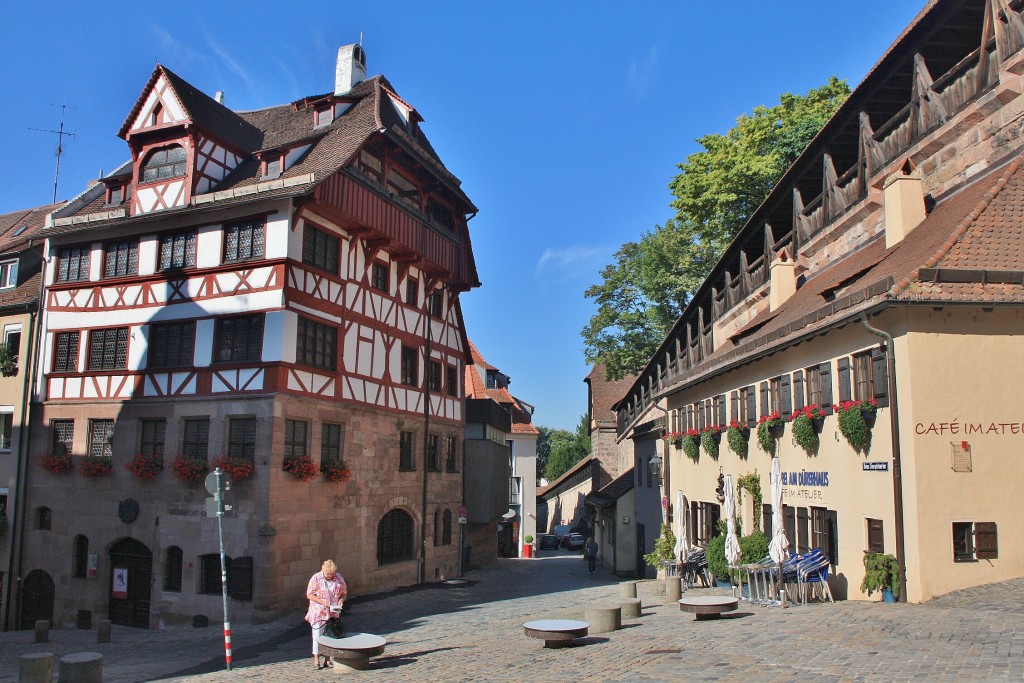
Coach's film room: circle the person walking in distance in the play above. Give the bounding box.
[305,559,348,670]
[584,537,599,573]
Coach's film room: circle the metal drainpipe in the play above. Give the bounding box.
[418,293,433,585]
[861,315,908,602]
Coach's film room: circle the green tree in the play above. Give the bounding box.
[583,77,851,380]
[542,414,591,482]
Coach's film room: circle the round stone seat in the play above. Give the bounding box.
[678,595,739,621]
[523,619,589,648]
[317,633,387,671]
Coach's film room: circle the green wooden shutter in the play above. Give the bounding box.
[731,391,739,423]
[716,394,726,426]
[820,362,834,414]
[793,370,805,411]
[780,375,792,418]
[837,357,852,402]
[871,346,889,407]
[826,510,839,566]
[760,382,769,417]
[746,386,757,428]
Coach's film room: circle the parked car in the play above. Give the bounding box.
[537,534,558,550]
[563,533,586,550]
[553,525,572,544]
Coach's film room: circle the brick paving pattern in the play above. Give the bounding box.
[1,552,1021,682]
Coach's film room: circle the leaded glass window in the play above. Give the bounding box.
[103,239,139,278]
[302,226,338,273]
[296,317,336,371]
[321,423,343,463]
[51,420,74,456]
[223,217,265,263]
[215,315,264,363]
[284,419,308,460]
[88,419,114,458]
[140,419,166,457]
[56,245,91,282]
[159,231,196,270]
[149,321,195,368]
[228,417,257,459]
[88,328,129,370]
[141,146,187,183]
[182,418,209,460]
[377,509,414,565]
[53,331,80,372]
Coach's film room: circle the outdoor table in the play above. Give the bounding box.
[523,619,590,648]
[678,595,738,621]
[317,633,387,671]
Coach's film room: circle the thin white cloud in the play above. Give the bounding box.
[150,26,199,67]
[205,34,258,96]
[627,41,662,96]
[535,245,611,281]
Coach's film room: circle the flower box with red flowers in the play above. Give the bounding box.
[125,453,164,480]
[171,455,209,484]
[662,431,682,448]
[681,429,701,461]
[321,458,352,484]
[39,452,74,476]
[283,455,319,482]
[214,454,255,482]
[833,399,878,451]
[756,411,784,453]
[82,455,113,479]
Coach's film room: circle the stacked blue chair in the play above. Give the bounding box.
[799,552,834,604]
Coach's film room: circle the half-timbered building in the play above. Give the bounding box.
[615,0,1024,603]
[15,45,479,628]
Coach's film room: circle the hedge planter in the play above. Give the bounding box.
[835,400,878,451]
[756,413,783,454]
[726,423,749,458]
[701,427,722,460]
[682,432,700,462]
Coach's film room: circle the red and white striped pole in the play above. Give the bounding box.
[224,621,233,669]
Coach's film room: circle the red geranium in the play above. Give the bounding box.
[39,452,74,475]
[321,459,352,484]
[283,455,319,482]
[171,455,209,484]
[125,453,164,480]
[214,454,255,482]
[82,456,113,479]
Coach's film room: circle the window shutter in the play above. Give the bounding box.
[746,387,757,428]
[760,382,769,417]
[762,504,772,537]
[974,522,998,559]
[797,507,810,553]
[704,399,712,428]
[793,370,805,411]
[783,506,796,551]
[730,391,739,423]
[716,394,726,426]
[871,346,889,408]
[837,357,852,403]
[685,405,692,431]
[820,362,834,414]
[826,510,839,566]
[867,518,884,553]
[780,375,792,418]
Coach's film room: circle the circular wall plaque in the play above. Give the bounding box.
[118,498,140,524]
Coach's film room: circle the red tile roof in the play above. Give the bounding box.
[464,340,539,435]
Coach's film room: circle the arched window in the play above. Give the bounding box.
[442,509,452,546]
[36,506,51,531]
[141,146,187,183]
[377,509,413,566]
[72,535,88,578]
[164,546,183,592]
[433,509,440,546]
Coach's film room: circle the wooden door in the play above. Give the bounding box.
[108,538,152,628]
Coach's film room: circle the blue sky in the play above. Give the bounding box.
[0,2,923,430]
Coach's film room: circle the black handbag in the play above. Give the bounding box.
[323,616,346,639]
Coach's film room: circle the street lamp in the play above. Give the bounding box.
[649,453,663,484]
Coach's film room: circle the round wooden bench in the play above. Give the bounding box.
[523,619,589,648]
[317,633,387,671]
[678,595,738,621]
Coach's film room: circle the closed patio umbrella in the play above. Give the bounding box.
[768,457,789,564]
[724,474,741,569]
[673,490,691,562]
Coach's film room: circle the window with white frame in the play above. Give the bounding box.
[0,409,13,451]
[0,260,17,288]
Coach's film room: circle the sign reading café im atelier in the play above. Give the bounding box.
[916,421,1024,435]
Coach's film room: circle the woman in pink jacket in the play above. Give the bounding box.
[305,559,348,670]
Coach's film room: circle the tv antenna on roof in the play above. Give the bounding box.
[30,103,77,204]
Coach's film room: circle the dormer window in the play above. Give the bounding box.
[265,156,282,180]
[106,184,125,206]
[141,146,187,183]
[315,106,333,128]
[0,260,17,289]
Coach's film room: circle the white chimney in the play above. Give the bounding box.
[215,91,225,105]
[769,249,797,313]
[335,44,367,96]
[883,169,926,249]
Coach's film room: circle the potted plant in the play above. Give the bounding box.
[39,452,74,475]
[726,420,749,458]
[283,454,319,482]
[700,425,722,460]
[171,454,209,484]
[642,524,677,574]
[81,455,113,479]
[124,453,164,480]
[524,534,534,558]
[835,399,877,451]
[756,412,783,454]
[320,458,352,483]
[681,429,700,461]
[790,405,826,453]
[861,552,899,602]
[214,454,255,482]
[0,343,17,377]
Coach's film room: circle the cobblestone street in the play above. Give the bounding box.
[3,552,1022,682]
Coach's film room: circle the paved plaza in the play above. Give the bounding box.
[2,552,1022,682]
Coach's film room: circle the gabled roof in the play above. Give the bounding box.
[0,202,63,254]
[586,364,636,424]
[586,468,635,508]
[464,339,540,436]
[56,69,473,237]
[117,65,263,152]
